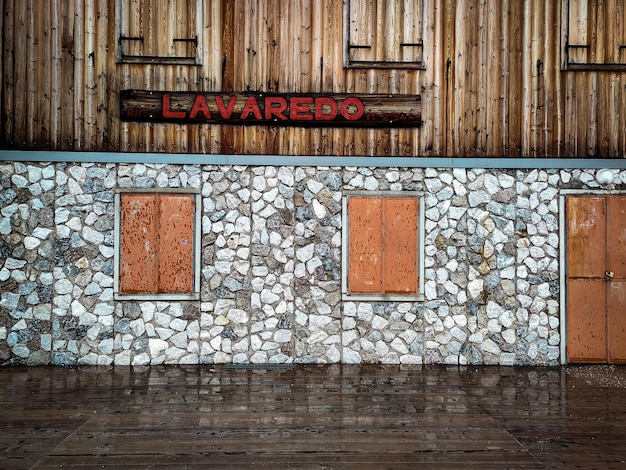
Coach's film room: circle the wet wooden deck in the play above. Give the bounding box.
[1,364,625,469]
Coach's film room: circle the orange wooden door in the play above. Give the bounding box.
[566,195,626,363]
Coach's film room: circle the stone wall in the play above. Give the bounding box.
[1,161,621,366]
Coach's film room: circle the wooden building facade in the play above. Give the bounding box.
[2,0,626,157]
[2,1,626,368]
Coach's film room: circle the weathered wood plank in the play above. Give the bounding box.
[1,0,13,145]
[13,1,27,147]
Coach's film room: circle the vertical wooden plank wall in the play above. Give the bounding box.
[1,0,625,157]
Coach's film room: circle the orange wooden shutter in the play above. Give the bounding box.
[120,193,195,294]
[348,196,383,293]
[157,194,195,293]
[348,196,419,295]
[383,197,419,294]
[120,194,159,294]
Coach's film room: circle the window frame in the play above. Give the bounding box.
[562,0,626,71]
[344,0,427,69]
[114,189,201,301]
[342,191,425,301]
[115,0,204,65]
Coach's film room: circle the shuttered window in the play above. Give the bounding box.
[346,0,425,68]
[565,0,626,69]
[343,194,422,299]
[116,0,203,64]
[115,192,200,299]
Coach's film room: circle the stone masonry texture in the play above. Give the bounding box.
[1,162,621,366]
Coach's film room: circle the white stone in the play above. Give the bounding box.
[227,309,249,324]
[468,190,490,207]
[390,338,409,354]
[307,180,324,194]
[344,303,357,317]
[323,345,339,363]
[296,244,315,262]
[468,279,484,299]
[214,299,235,317]
[375,341,390,357]
[364,176,378,190]
[247,351,266,363]
[24,236,41,250]
[502,329,516,344]
[226,338,246,356]
[452,168,467,183]
[372,315,389,330]
[324,335,341,344]
[307,330,329,344]
[341,330,357,346]
[252,176,267,192]
[483,174,501,194]
[98,338,114,355]
[82,226,105,245]
[278,167,294,186]
[424,281,437,300]
[0,268,11,281]
[261,289,280,304]
[309,315,332,331]
[395,330,417,347]
[275,329,292,343]
[312,199,327,219]
[170,318,188,332]
[356,303,374,322]
[54,278,73,295]
[481,339,501,355]
[342,348,362,363]
[400,355,422,365]
[306,257,323,273]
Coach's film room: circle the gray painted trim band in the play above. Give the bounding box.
[2,150,626,169]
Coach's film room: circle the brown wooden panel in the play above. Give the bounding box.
[382,197,419,294]
[157,194,195,293]
[348,196,383,294]
[607,196,626,363]
[608,281,626,363]
[607,196,626,278]
[567,279,607,362]
[120,193,159,294]
[566,195,607,279]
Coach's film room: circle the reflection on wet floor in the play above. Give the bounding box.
[1,364,625,469]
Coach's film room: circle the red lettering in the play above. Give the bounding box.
[162,94,186,119]
[189,95,211,119]
[315,97,338,121]
[264,96,288,120]
[215,95,237,119]
[240,96,262,120]
[289,96,314,121]
[340,97,364,121]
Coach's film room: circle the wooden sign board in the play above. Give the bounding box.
[120,90,421,128]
